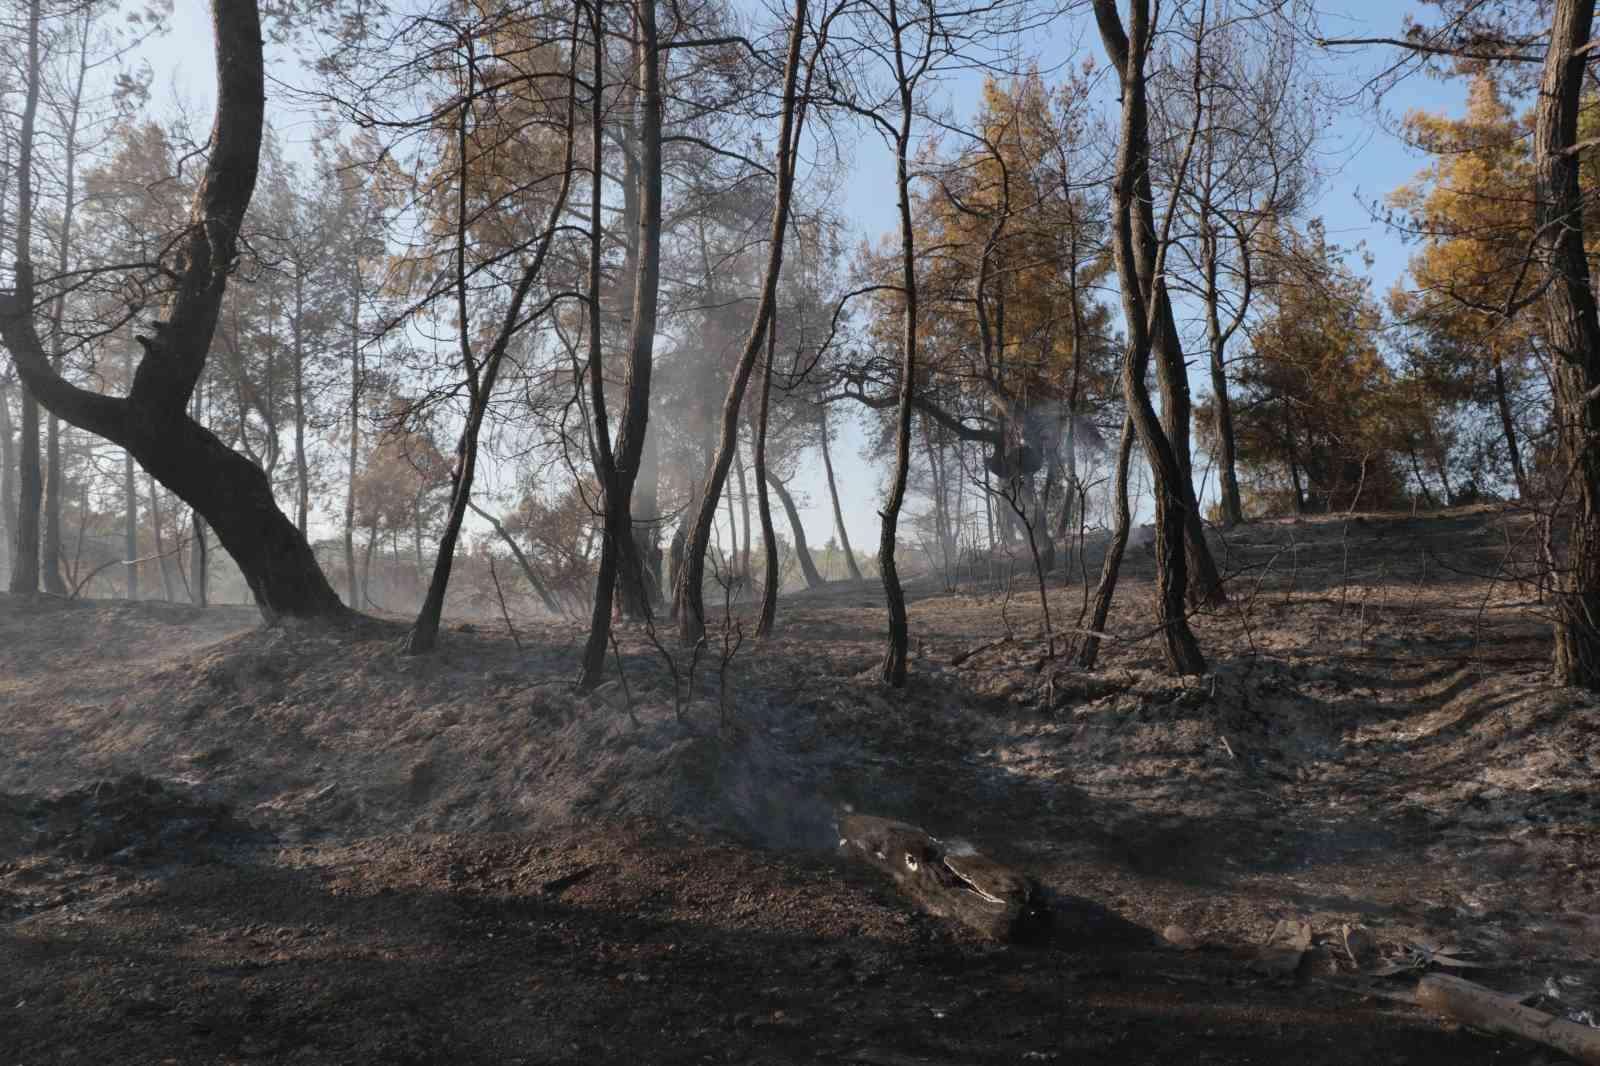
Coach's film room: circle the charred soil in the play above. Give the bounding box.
[2,505,1596,1064]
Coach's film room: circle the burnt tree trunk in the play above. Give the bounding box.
[754,322,780,636]
[579,0,662,687]
[878,0,921,687]
[1093,0,1205,675]
[0,0,346,621]
[1536,0,1600,689]
[676,0,809,644]
[1079,416,1135,670]
[1493,360,1530,502]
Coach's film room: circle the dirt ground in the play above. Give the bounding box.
[3,504,1598,1064]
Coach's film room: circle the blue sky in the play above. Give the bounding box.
[142,0,1474,557]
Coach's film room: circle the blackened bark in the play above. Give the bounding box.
[408,10,578,655]
[879,0,919,687]
[1093,0,1205,675]
[580,0,663,687]
[676,0,809,644]
[1535,0,1600,689]
[1493,361,1530,501]
[0,0,347,621]
[0,378,16,584]
[11,388,40,594]
[1079,416,1134,670]
[124,444,138,600]
[754,322,780,636]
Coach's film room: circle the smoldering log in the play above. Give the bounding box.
[836,812,1052,943]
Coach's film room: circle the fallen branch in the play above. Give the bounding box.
[1416,974,1600,1065]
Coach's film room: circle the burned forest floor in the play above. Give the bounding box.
[3,503,1599,1065]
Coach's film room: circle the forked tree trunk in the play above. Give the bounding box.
[676,0,809,644]
[1536,0,1600,689]
[1093,0,1205,675]
[0,0,348,621]
[579,0,662,688]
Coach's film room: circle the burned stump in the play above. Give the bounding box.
[837,812,1052,943]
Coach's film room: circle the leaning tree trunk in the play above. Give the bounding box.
[818,404,863,580]
[768,472,824,590]
[0,0,348,621]
[1493,360,1530,502]
[407,10,578,655]
[1079,416,1135,670]
[676,0,809,644]
[1536,0,1600,689]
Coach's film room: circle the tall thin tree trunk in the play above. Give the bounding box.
[879,0,919,686]
[754,321,780,636]
[579,0,662,687]
[124,448,138,601]
[192,508,208,606]
[1493,360,1530,501]
[734,439,751,579]
[293,271,310,534]
[149,475,173,601]
[410,9,579,655]
[0,378,16,586]
[12,386,40,595]
[344,278,361,607]
[1079,416,1135,670]
[768,471,824,589]
[674,0,809,644]
[818,403,862,580]
[42,412,63,593]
